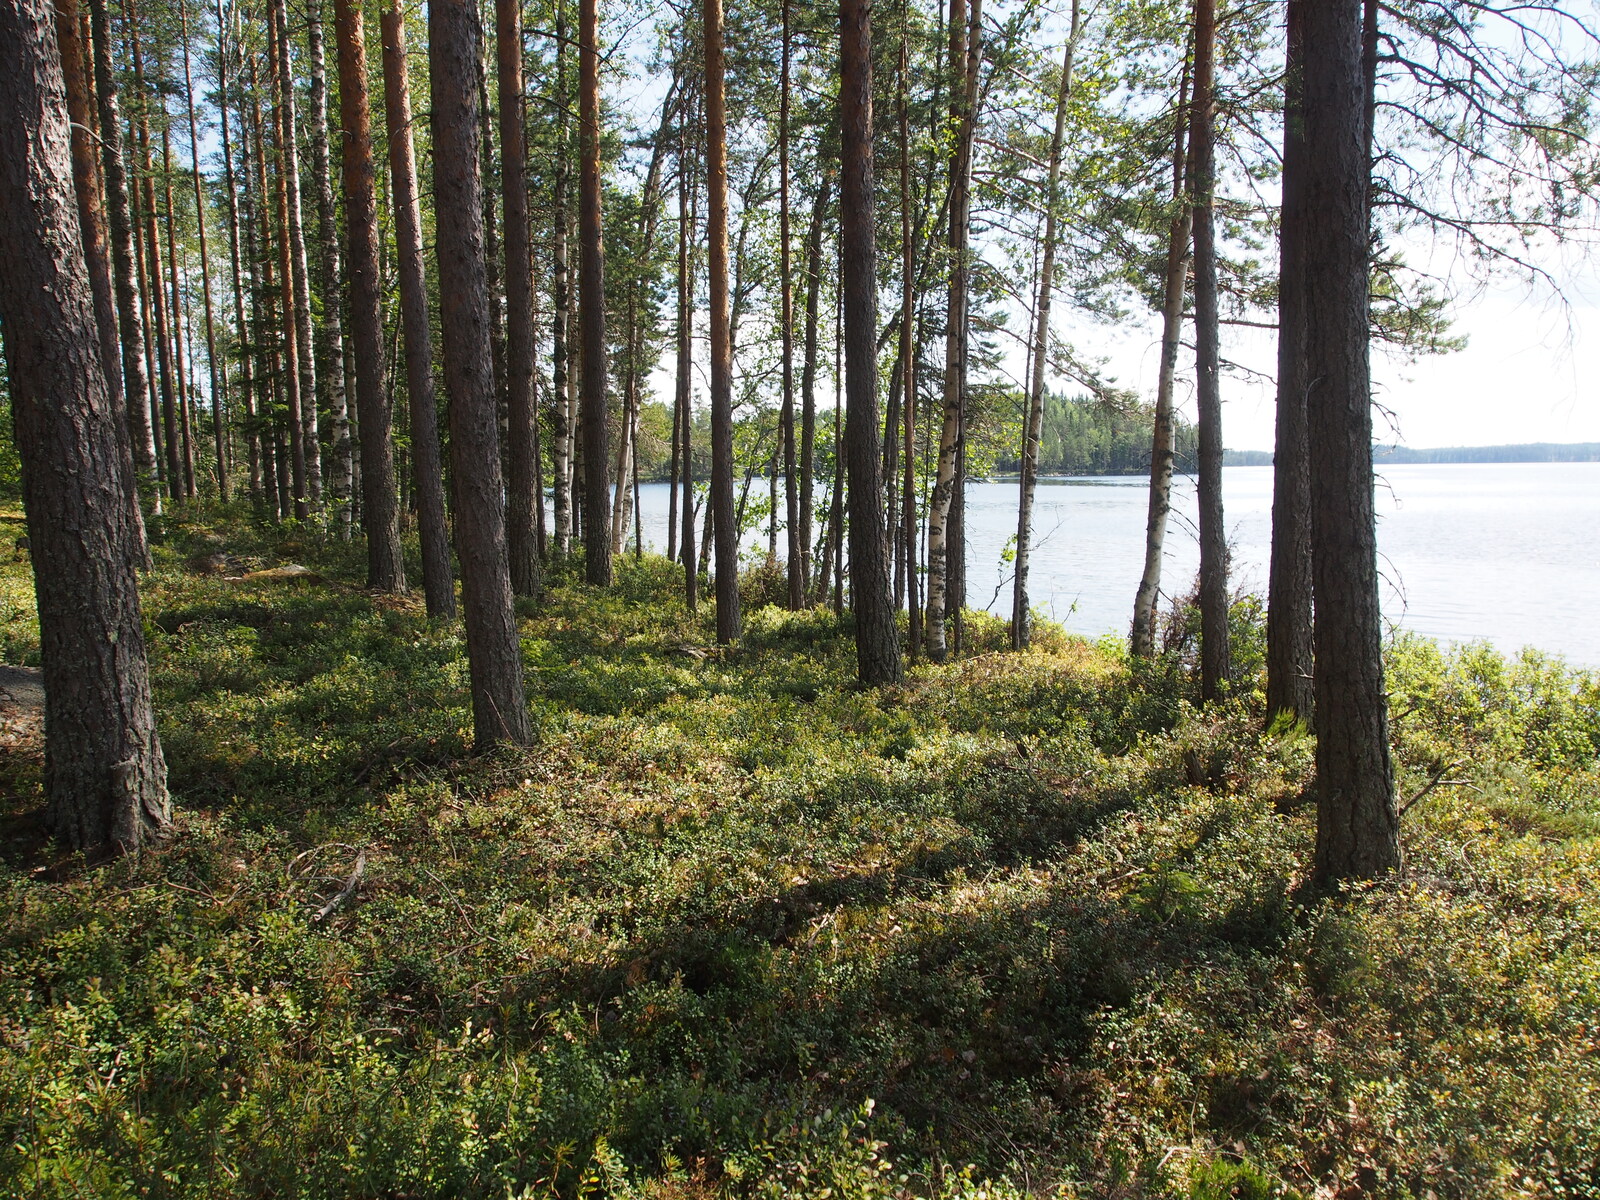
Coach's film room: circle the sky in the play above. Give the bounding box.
[1054,257,1600,454]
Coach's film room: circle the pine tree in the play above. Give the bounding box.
[429,0,532,748]
[0,0,169,853]
[334,0,406,592]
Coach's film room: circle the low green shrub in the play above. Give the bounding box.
[0,510,1595,1199]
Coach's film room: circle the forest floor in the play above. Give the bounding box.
[1,504,1598,1200]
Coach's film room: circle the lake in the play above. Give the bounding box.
[622,462,1600,666]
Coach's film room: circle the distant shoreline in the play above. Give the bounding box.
[1223,442,1600,467]
[647,446,1600,487]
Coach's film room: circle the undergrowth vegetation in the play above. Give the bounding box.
[1,510,1597,1198]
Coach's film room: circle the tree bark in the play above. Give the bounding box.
[677,113,698,608]
[272,0,322,512]
[335,0,405,592]
[925,0,980,662]
[549,0,573,559]
[830,314,844,615]
[381,0,454,617]
[1301,0,1398,884]
[840,0,902,684]
[898,12,919,653]
[57,0,117,419]
[178,0,229,501]
[307,0,354,532]
[704,0,738,640]
[611,327,637,556]
[247,68,285,518]
[578,0,611,585]
[1191,0,1230,701]
[130,120,167,503]
[497,0,542,596]
[216,0,260,502]
[126,0,180,501]
[0,0,169,854]
[799,174,828,602]
[242,68,270,509]
[779,0,803,609]
[1266,0,1316,726]
[1013,6,1079,651]
[158,97,197,498]
[429,0,531,747]
[1131,63,1192,658]
[476,24,507,450]
[265,6,308,516]
[87,0,157,496]
[54,0,149,571]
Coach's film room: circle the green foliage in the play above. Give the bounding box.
[1186,1157,1301,1200]
[0,514,1596,1199]
[993,392,1199,477]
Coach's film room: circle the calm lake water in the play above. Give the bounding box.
[625,463,1600,666]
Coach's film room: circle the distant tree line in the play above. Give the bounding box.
[1373,443,1600,464]
[1222,443,1600,468]
[995,394,1199,476]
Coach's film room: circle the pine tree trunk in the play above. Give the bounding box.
[476,27,507,443]
[799,175,828,601]
[925,0,980,662]
[56,0,151,568]
[779,0,803,609]
[1301,0,1398,884]
[88,0,158,495]
[380,0,454,616]
[128,126,166,504]
[704,0,738,640]
[579,0,611,585]
[611,345,636,557]
[1266,0,1315,727]
[335,0,405,592]
[1191,0,1230,701]
[632,405,643,557]
[178,1,229,501]
[159,111,198,498]
[699,470,715,577]
[547,1,573,559]
[126,1,181,501]
[56,0,116,414]
[265,8,309,516]
[177,245,203,497]
[898,13,920,653]
[840,0,902,684]
[307,0,354,532]
[271,0,322,512]
[1013,7,1078,651]
[252,65,289,521]
[429,0,531,748]
[1131,69,1192,658]
[247,72,284,518]
[830,320,844,615]
[0,0,169,854]
[216,0,259,503]
[677,116,698,607]
[566,223,581,549]
[497,0,542,596]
